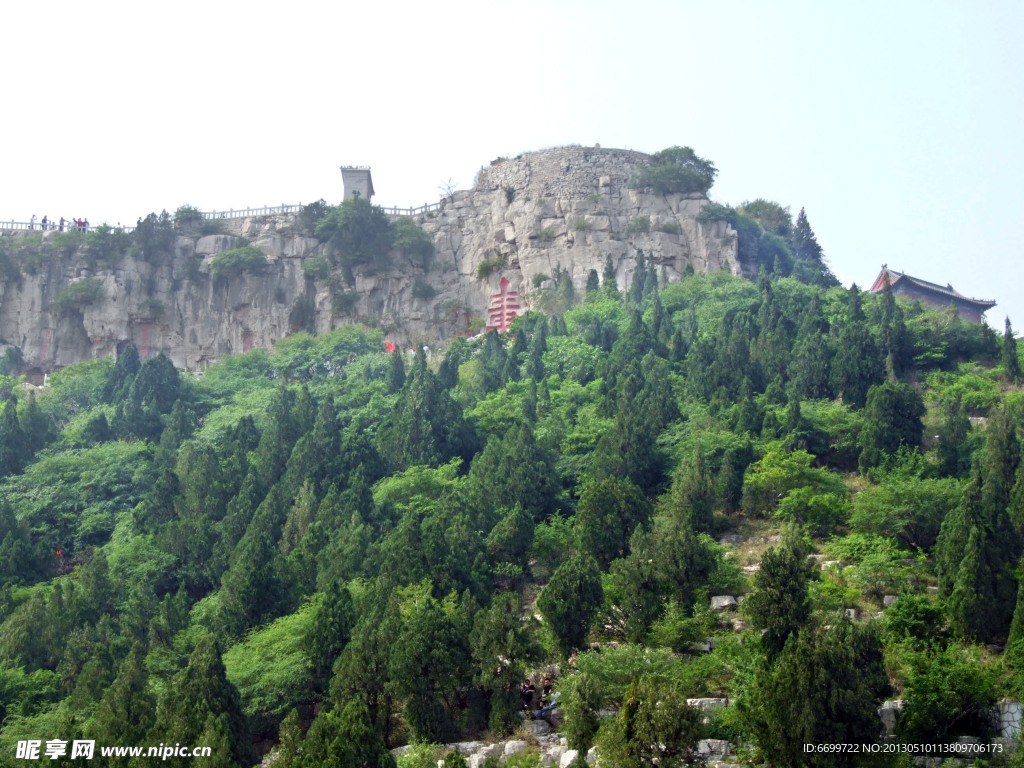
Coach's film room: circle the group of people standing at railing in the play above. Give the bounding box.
[28,215,90,232]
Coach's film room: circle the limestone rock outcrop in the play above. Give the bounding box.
[0,146,740,374]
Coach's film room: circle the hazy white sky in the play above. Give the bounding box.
[4,0,1022,326]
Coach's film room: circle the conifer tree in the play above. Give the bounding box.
[152,634,256,768]
[585,268,600,297]
[485,504,535,568]
[830,285,883,408]
[470,592,541,735]
[19,392,50,454]
[330,599,401,740]
[525,321,547,381]
[665,445,714,534]
[575,476,652,566]
[218,483,290,636]
[279,480,318,555]
[788,207,837,287]
[464,422,559,525]
[628,251,647,307]
[746,620,888,767]
[0,501,46,587]
[292,384,316,437]
[88,644,155,768]
[789,295,834,399]
[376,357,478,471]
[291,699,395,768]
[538,554,603,655]
[478,330,509,392]
[602,254,620,299]
[387,349,406,393]
[388,596,468,743]
[936,451,1019,642]
[103,343,141,403]
[250,384,298,490]
[0,397,28,478]
[857,381,926,471]
[597,677,703,767]
[719,440,754,514]
[644,259,658,302]
[879,280,911,378]
[304,582,354,695]
[938,398,973,478]
[522,379,537,423]
[790,208,822,264]
[746,532,814,656]
[1004,318,1021,383]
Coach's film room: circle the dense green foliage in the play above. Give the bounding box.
[0,248,1020,764]
[630,146,717,196]
[210,246,268,280]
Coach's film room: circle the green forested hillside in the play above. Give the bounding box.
[0,249,1022,766]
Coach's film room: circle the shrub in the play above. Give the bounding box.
[136,298,165,320]
[289,297,316,333]
[392,217,434,269]
[314,197,393,281]
[896,644,999,744]
[503,185,516,204]
[774,487,851,535]
[52,230,85,258]
[658,221,681,235]
[477,254,505,279]
[299,199,332,232]
[52,278,103,311]
[210,245,267,280]
[573,217,591,232]
[850,475,962,551]
[173,204,204,226]
[626,216,651,234]
[133,211,176,261]
[741,444,846,516]
[302,255,330,280]
[84,225,131,263]
[200,218,224,235]
[924,366,1001,413]
[532,273,550,288]
[539,228,557,242]
[630,146,717,195]
[411,279,436,300]
[826,533,915,602]
[331,291,359,315]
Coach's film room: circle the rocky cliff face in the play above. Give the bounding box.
[0,146,740,374]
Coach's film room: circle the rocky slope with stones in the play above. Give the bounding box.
[0,146,740,374]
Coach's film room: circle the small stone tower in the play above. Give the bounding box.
[340,166,374,201]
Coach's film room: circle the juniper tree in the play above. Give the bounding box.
[88,645,155,768]
[1004,318,1021,383]
[538,554,603,655]
[745,621,889,767]
[857,381,926,471]
[746,531,814,656]
[470,592,541,734]
[575,476,652,566]
[151,635,256,768]
[831,286,883,408]
[0,398,29,478]
[304,582,354,695]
